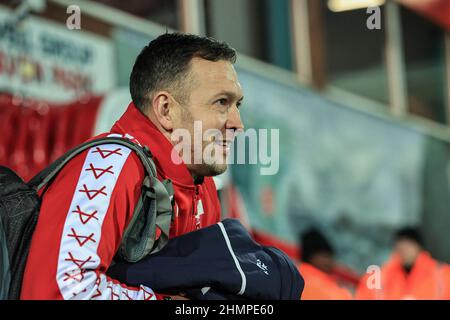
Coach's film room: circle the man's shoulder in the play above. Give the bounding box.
[46,133,147,191]
[85,132,147,171]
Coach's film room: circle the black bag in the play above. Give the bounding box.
[0,137,173,300]
[107,219,304,300]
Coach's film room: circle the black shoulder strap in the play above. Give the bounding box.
[0,214,11,300]
[28,137,157,191]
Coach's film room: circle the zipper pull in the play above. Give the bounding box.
[193,186,202,229]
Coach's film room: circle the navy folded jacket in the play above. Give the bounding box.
[107,219,304,300]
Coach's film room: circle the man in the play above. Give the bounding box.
[355,227,450,300]
[21,33,244,300]
[297,228,353,300]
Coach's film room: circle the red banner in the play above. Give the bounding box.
[397,0,450,31]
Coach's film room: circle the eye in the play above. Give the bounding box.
[216,98,228,106]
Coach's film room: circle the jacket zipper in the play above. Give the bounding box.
[193,185,200,230]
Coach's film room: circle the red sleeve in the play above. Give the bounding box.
[21,142,160,300]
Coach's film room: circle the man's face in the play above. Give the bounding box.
[394,239,421,267]
[171,57,244,178]
[309,252,334,274]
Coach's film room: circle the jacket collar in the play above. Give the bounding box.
[388,251,436,276]
[112,102,196,187]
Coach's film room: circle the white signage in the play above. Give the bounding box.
[0,7,116,102]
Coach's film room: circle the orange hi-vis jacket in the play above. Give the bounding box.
[297,262,353,300]
[355,251,450,300]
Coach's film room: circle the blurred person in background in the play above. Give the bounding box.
[297,228,353,300]
[356,227,450,300]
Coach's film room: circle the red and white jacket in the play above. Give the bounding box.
[21,103,221,300]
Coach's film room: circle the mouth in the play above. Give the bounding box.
[214,140,233,154]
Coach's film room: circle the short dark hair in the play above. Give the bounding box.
[300,228,334,263]
[394,227,423,247]
[130,33,237,112]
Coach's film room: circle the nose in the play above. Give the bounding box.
[225,104,244,133]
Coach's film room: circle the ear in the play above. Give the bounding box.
[151,91,174,131]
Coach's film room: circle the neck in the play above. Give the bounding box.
[192,174,204,185]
